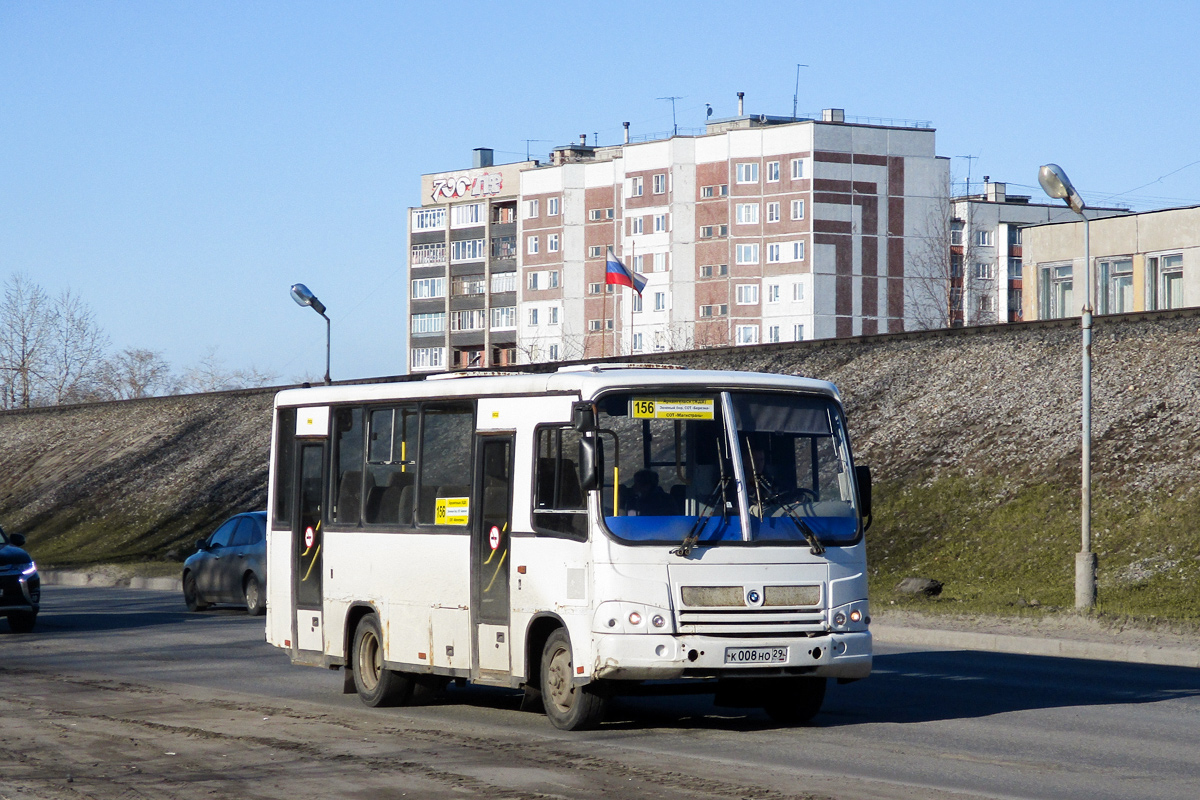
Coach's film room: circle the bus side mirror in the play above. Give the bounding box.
[573,403,597,433]
[578,436,601,492]
[854,465,872,524]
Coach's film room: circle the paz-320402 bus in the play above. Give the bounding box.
[265,366,872,730]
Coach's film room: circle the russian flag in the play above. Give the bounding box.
[605,247,647,295]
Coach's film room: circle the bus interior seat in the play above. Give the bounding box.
[336,471,362,523]
[669,484,687,514]
[371,471,414,525]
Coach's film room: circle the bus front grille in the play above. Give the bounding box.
[676,608,826,635]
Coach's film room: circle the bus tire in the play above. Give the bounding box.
[762,677,826,724]
[351,613,413,707]
[243,574,266,616]
[540,628,606,730]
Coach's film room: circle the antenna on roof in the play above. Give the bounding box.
[657,96,683,136]
[793,63,809,121]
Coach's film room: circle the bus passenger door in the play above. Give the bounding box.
[473,434,513,679]
[293,442,325,656]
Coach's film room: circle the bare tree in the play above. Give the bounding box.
[44,289,110,404]
[903,193,956,330]
[0,274,54,408]
[100,348,177,400]
[179,347,278,393]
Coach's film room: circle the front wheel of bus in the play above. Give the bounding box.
[762,677,826,724]
[540,628,606,731]
[352,614,413,707]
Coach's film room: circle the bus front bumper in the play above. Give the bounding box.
[589,630,871,682]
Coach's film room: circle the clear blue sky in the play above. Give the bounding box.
[4,1,1200,382]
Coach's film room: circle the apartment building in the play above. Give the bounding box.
[408,104,950,370]
[1024,205,1200,320]
[949,181,1129,327]
[407,150,536,370]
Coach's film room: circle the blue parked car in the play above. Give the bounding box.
[0,525,40,633]
[182,511,267,615]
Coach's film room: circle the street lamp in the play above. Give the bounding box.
[1038,163,1095,609]
[290,283,331,386]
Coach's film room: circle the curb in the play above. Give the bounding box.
[41,570,182,593]
[872,624,1200,669]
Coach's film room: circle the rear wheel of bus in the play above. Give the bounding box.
[351,614,413,707]
[540,628,607,730]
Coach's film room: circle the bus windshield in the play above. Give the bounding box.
[596,391,860,546]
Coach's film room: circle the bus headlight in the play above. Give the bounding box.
[829,600,869,632]
[628,611,642,626]
[593,602,674,634]
[651,614,666,628]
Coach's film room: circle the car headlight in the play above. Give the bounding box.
[21,561,37,576]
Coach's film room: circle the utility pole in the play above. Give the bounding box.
[792,64,809,121]
[657,96,683,136]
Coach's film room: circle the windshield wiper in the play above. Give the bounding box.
[672,435,733,558]
[749,471,826,556]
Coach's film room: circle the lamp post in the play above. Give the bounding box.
[290,283,331,386]
[1037,163,1095,609]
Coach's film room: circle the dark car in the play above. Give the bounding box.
[0,525,40,633]
[182,511,267,616]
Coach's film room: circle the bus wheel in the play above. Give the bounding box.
[762,677,826,724]
[243,575,266,616]
[540,628,606,730]
[351,614,413,707]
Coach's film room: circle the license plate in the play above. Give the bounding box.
[724,646,789,664]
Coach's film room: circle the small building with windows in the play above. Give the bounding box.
[949,181,1129,327]
[1023,205,1200,320]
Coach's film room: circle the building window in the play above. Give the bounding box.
[792,282,804,301]
[528,271,539,291]
[699,265,713,278]
[950,219,965,246]
[588,282,603,294]
[1148,254,1184,310]
[1039,263,1074,319]
[654,214,668,232]
[701,184,728,199]
[1008,288,1023,318]
[588,245,603,258]
[735,284,760,305]
[700,304,728,317]
[490,306,516,330]
[632,293,643,312]
[548,233,559,252]
[410,346,445,369]
[791,200,805,220]
[1007,257,1023,279]
[974,230,994,247]
[767,161,780,182]
[718,263,728,276]
[452,203,483,227]
[548,196,560,216]
[549,306,559,325]
[491,272,516,293]
[549,344,560,361]
[790,158,804,180]
[631,176,643,197]
[491,235,517,259]
[526,199,539,219]
[451,274,486,296]
[653,253,667,272]
[736,163,759,183]
[792,241,805,261]
[736,325,759,345]
[632,254,644,273]
[450,239,485,263]
[1008,226,1022,245]
[736,243,759,264]
[767,243,781,263]
[632,332,643,352]
[411,312,445,335]
[793,323,804,341]
[700,225,729,239]
[736,203,759,225]
[549,270,559,288]
[450,309,486,332]
[972,262,996,280]
[766,283,781,303]
[951,254,963,277]
[527,235,539,254]
[630,216,643,234]
[588,208,614,221]
[653,173,667,194]
[410,277,445,299]
[766,202,780,223]
[1098,258,1134,314]
[654,292,667,312]
[767,325,781,342]
[412,208,446,231]
[528,308,539,326]
[411,242,447,265]
[977,295,995,314]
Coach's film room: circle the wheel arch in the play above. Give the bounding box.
[524,612,568,687]
[343,602,381,664]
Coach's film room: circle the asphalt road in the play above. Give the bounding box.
[3,586,1199,800]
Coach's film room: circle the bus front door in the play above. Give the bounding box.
[473,434,513,679]
[293,442,325,657]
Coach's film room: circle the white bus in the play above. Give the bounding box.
[265,366,872,730]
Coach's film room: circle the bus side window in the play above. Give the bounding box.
[331,407,363,525]
[272,409,296,527]
[365,405,418,526]
[417,403,474,525]
[532,426,588,540]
